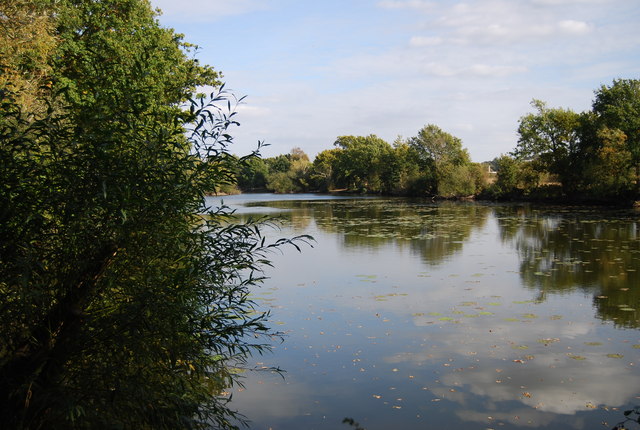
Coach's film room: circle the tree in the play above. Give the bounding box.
[592,79,640,192]
[310,148,341,191]
[514,99,582,190]
[386,137,424,195]
[236,156,269,191]
[408,124,471,196]
[409,124,468,168]
[333,135,393,193]
[0,0,57,115]
[1,1,305,428]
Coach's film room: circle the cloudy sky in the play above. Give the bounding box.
[150,0,639,162]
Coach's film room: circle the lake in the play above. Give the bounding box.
[206,194,640,430]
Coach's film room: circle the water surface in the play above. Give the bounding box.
[207,194,640,430]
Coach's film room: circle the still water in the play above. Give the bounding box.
[207,194,640,430]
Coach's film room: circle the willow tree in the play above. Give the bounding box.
[0,0,301,428]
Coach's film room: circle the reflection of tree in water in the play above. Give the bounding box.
[495,205,640,328]
[237,202,315,232]
[307,199,490,265]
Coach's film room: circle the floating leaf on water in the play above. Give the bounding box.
[632,345,640,349]
[478,311,494,316]
[464,314,480,318]
[584,342,602,346]
[522,313,538,319]
[452,310,465,315]
[513,300,535,304]
[460,301,477,306]
[607,353,624,359]
[428,312,443,316]
[537,338,560,345]
[550,315,563,320]
[487,302,502,306]
[438,317,454,321]
[512,345,529,350]
[503,318,520,322]
[412,312,425,317]
[568,354,586,360]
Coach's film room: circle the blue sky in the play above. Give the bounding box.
[150,0,640,162]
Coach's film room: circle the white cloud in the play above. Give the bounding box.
[405,1,597,46]
[557,19,592,35]
[154,0,640,162]
[532,0,611,4]
[409,36,443,47]
[151,0,269,22]
[377,0,435,10]
[467,64,528,77]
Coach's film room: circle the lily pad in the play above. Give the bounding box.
[568,354,586,360]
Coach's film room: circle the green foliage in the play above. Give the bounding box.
[408,124,474,197]
[234,148,312,193]
[236,156,269,191]
[592,79,640,189]
[309,148,341,192]
[385,138,430,195]
[239,79,640,202]
[437,164,476,197]
[505,80,640,201]
[514,99,582,190]
[333,135,393,193]
[0,0,57,115]
[0,1,309,428]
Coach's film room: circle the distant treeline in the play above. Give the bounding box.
[229,79,640,203]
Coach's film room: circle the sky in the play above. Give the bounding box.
[149,0,640,162]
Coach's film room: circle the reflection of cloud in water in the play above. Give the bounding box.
[454,407,560,428]
[230,372,316,421]
[384,306,640,421]
[440,359,640,415]
[228,198,640,428]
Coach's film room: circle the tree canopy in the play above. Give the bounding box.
[1,0,304,428]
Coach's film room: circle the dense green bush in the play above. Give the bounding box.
[1,1,308,428]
